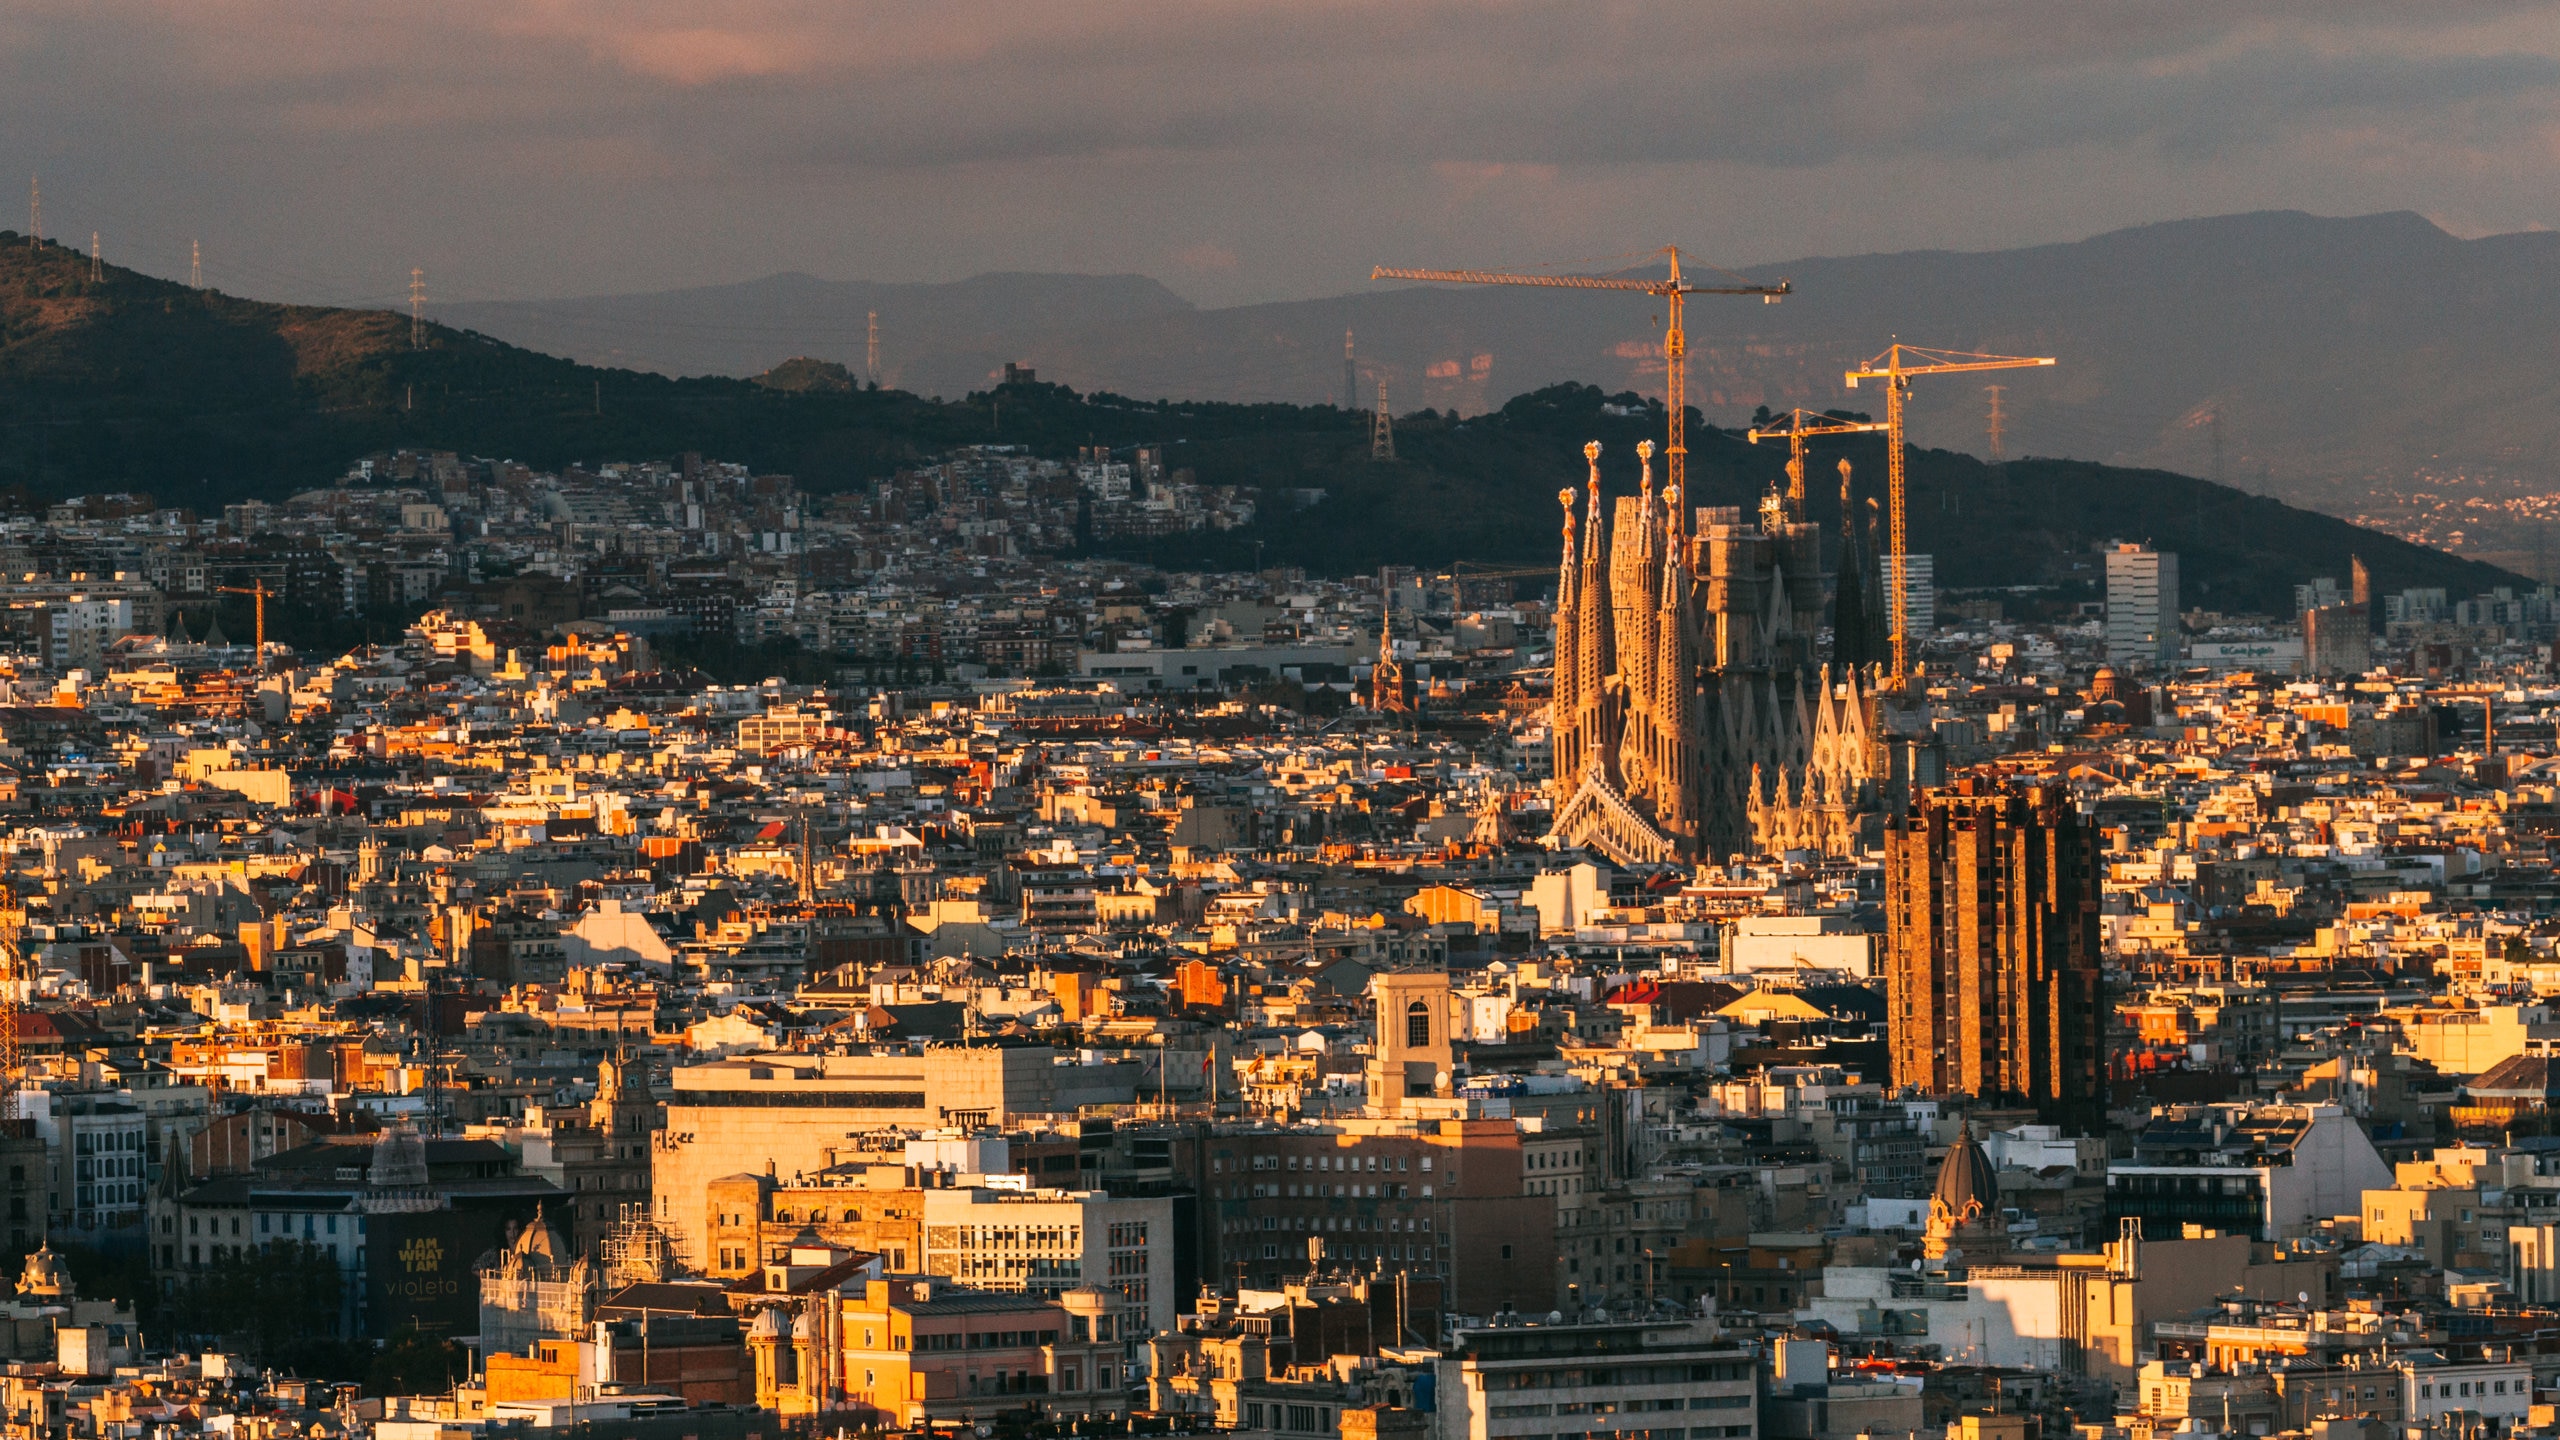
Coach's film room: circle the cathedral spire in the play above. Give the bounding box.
[1576,443,1613,783]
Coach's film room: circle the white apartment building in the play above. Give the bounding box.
[1885,553,1935,636]
[2104,542,2180,670]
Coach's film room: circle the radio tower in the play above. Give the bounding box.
[1343,330,1357,410]
[190,239,201,289]
[25,176,36,249]
[865,310,880,386]
[1370,377,1395,461]
[89,232,100,282]
[1984,384,2006,462]
[409,267,426,349]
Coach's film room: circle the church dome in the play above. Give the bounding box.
[749,1307,788,1341]
[510,1213,566,1267]
[1930,1127,1998,1228]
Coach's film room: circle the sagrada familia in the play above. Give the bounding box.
[1549,439,1889,864]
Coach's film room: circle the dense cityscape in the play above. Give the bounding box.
[13,8,2560,1440]
[0,423,2536,1440]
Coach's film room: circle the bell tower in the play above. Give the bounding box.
[1366,970,1453,1112]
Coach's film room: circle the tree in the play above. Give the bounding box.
[369,1330,465,1396]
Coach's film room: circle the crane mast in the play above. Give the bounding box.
[1845,345,2055,683]
[1747,408,1887,523]
[1372,248,1787,511]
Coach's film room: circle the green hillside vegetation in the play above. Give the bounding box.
[0,232,2521,617]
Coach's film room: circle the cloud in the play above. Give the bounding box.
[4,2,2560,305]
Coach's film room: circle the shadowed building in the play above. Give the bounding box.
[1885,778,2105,1131]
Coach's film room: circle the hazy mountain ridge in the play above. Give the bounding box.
[0,227,2525,617]
[439,211,2560,548]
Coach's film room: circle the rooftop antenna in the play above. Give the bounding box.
[866,310,880,387]
[410,267,426,349]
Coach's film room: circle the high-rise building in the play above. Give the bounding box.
[2302,602,2373,677]
[1885,552,1934,636]
[2104,542,2180,670]
[1884,778,2105,1132]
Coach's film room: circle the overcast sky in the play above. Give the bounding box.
[7,2,2558,310]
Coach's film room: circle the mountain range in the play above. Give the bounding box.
[0,224,2527,618]
[438,210,2560,573]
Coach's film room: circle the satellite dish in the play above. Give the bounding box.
[2298,1291,2310,1305]
[1547,1310,1563,1323]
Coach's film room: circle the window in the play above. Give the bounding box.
[1406,1000,1430,1047]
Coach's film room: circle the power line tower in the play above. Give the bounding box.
[409,267,426,349]
[89,232,100,283]
[1371,377,1395,461]
[1984,384,2006,462]
[865,310,880,386]
[190,239,201,289]
[25,176,36,249]
[1343,329,1357,410]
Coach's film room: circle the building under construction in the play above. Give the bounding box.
[1882,777,2105,1132]
[1548,440,1882,864]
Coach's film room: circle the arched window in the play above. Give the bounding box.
[1405,1000,1430,1048]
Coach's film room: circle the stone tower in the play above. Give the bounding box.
[1365,970,1453,1113]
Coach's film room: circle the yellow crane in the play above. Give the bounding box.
[1372,248,1788,505]
[1746,408,1887,522]
[216,579,274,673]
[0,884,23,1126]
[1844,345,2056,682]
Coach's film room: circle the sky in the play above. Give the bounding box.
[6,2,2560,310]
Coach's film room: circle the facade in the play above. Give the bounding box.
[1198,1118,1554,1318]
[2103,543,2180,670]
[1886,552,1935,636]
[2303,601,2373,676]
[1548,440,1878,864]
[805,1277,1126,1430]
[1884,779,2105,1131]
[1435,1316,1757,1440]
[654,1046,1136,1261]
[919,1185,1178,1339]
[2106,1104,2390,1242]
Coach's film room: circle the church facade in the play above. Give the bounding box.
[1549,439,1882,864]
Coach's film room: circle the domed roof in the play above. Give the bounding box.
[1931,1127,1998,1227]
[749,1307,788,1340]
[510,1213,566,1265]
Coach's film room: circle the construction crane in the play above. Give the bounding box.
[1844,345,2055,683]
[1746,408,1887,522]
[216,580,274,673]
[1372,248,1788,504]
[0,883,22,1126]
